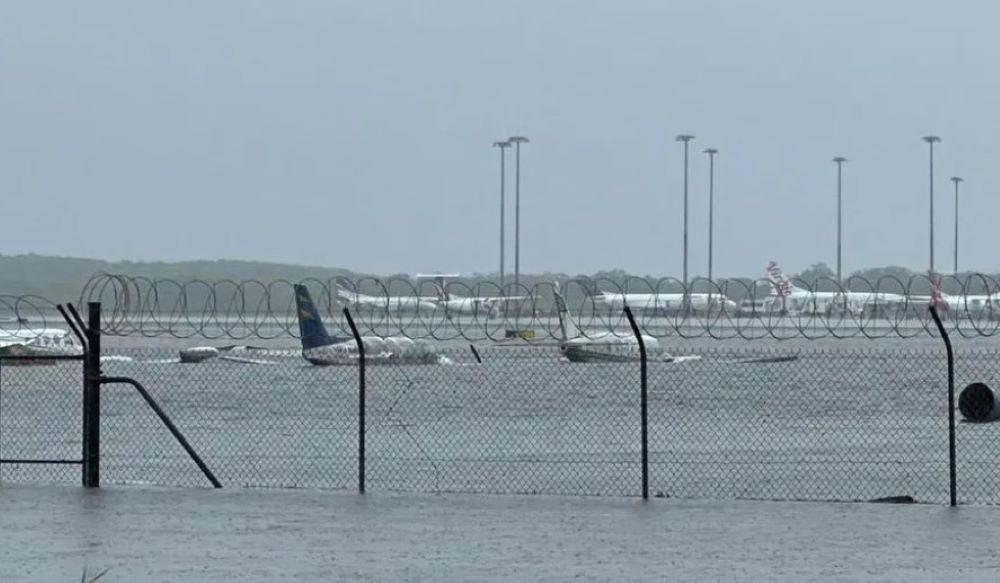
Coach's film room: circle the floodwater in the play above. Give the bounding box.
[2,485,1000,582]
[3,335,1000,505]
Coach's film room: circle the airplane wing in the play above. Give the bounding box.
[336,287,364,302]
[483,295,529,303]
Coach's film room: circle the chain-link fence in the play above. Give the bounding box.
[3,343,1000,504]
[0,359,83,484]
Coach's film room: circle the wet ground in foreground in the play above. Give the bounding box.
[1,485,999,582]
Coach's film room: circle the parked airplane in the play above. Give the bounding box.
[924,273,998,314]
[764,261,907,315]
[432,284,528,318]
[594,290,737,314]
[297,284,445,365]
[336,286,438,313]
[553,286,673,362]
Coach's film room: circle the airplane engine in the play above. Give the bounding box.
[959,382,1000,423]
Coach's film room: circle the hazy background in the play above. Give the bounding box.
[1,1,996,278]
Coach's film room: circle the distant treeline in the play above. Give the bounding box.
[0,254,359,302]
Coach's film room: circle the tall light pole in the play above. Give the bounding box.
[923,135,941,274]
[676,134,695,294]
[833,157,847,282]
[493,140,511,288]
[508,136,529,288]
[704,148,718,284]
[951,176,963,273]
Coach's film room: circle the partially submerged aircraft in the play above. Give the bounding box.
[178,345,284,365]
[296,284,445,365]
[554,286,676,363]
[0,327,79,359]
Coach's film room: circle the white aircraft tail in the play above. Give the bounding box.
[431,283,451,302]
[765,261,796,297]
[928,272,950,311]
[553,284,581,341]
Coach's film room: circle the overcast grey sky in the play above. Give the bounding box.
[1,1,997,277]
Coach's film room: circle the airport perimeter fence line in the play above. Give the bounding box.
[69,272,1000,341]
[6,334,1000,505]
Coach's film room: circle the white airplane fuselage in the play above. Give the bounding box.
[596,292,737,313]
[302,337,443,365]
[936,292,999,314]
[560,332,662,363]
[438,296,498,316]
[437,294,527,317]
[777,289,906,315]
[339,290,438,313]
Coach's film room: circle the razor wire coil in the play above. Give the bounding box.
[45,272,1000,341]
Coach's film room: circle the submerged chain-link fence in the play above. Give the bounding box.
[0,360,82,484]
[4,342,1000,504]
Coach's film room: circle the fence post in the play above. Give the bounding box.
[928,305,957,507]
[343,307,366,494]
[82,302,101,488]
[101,376,222,488]
[623,306,648,500]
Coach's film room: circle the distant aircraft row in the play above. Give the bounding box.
[337,261,990,319]
[0,262,983,367]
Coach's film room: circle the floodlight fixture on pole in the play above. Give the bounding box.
[493,140,512,289]
[508,136,530,289]
[833,157,847,282]
[922,135,941,274]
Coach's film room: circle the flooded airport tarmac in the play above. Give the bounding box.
[3,338,1000,505]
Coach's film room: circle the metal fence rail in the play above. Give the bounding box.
[4,341,999,505]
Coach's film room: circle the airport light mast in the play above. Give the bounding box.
[923,135,941,274]
[493,140,512,289]
[951,176,963,273]
[508,136,529,289]
[704,148,718,285]
[676,134,695,301]
[833,157,847,282]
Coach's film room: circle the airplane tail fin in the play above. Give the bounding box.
[294,284,337,350]
[929,272,949,311]
[553,284,581,341]
[432,283,450,302]
[765,261,795,297]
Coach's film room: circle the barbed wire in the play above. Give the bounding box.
[0,294,67,336]
[63,272,1000,341]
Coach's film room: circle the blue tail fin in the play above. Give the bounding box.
[294,284,339,350]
